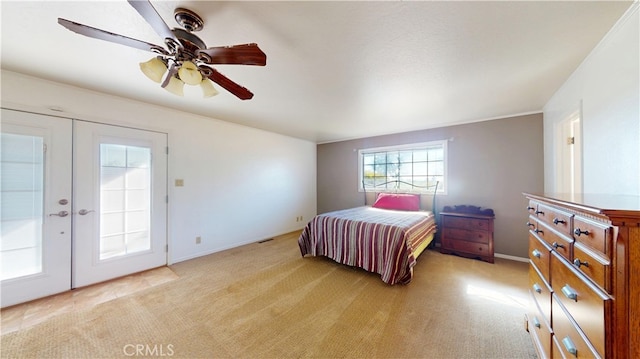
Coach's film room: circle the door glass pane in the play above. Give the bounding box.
[99,144,151,260]
[0,133,44,280]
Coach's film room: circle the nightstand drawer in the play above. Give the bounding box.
[442,227,489,244]
[440,239,489,257]
[442,216,489,231]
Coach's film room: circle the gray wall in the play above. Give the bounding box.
[317,113,544,258]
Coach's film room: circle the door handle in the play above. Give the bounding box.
[78,209,95,215]
[49,210,69,217]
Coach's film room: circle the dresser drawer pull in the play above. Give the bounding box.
[532,249,542,258]
[535,210,544,215]
[561,285,578,301]
[532,283,542,294]
[534,229,544,235]
[562,336,578,356]
[527,206,535,211]
[553,218,566,225]
[532,316,541,329]
[526,221,535,228]
[574,228,590,237]
[552,241,564,249]
[573,258,589,268]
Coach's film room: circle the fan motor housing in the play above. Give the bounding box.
[174,8,204,32]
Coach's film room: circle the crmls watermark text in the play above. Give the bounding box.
[123,344,175,357]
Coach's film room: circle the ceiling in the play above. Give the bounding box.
[1,1,632,143]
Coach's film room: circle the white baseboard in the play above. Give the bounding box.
[495,253,529,263]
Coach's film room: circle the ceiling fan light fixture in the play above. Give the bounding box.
[139,57,167,83]
[200,78,219,98]
[164,76,185,96]
[178,61,203,86]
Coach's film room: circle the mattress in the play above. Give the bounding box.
[298,206,437,285]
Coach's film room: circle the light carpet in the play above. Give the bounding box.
[1,232,537,358]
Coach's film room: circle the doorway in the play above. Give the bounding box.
[1,109,168,307]
[555,109,582,195]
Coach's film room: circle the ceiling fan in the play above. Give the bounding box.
[58,0,266,100]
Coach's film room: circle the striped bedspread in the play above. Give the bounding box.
[298,206,437,285]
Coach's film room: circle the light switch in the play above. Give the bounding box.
[175,179,184,187]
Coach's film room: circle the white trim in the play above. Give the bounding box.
[495,253,529,263]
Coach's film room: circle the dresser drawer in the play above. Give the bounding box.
[552,295,602,359]
[527,307,552,359]
[529,233,551,284]
[529,264,552,323]
[442,227,489,244]
[572,242,611,293]
[572,217,612,258]
[551,252,610,356]
[535,203,573,238]
[534,221,573,262]
[442,216,490,231]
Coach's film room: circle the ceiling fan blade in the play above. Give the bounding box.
[206,68,254,100]
[127,0,179,44]
[58,18,165,53]
[197,44,267,66]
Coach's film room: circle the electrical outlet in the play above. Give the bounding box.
[196,236,201,244]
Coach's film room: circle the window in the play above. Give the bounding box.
[358,140,447,193]
[99,144,151,260]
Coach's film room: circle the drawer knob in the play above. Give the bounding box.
[561,285,578,301]
[552,241,564,249]
[532,316,541,329]
[526,221,535,228]
[534,229,544,235]
[573,258,589,268]
[553,218,566,225]
[532,249,542,258]
[535,210,544,215]
[527,206,535,211]
[532,283,542,294]
[562,336,578,356]
[574,228,590,237]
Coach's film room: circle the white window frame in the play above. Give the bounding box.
[358,140,447,194]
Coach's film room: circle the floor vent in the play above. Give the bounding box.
[258,238,274,244]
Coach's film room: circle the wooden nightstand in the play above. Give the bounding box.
[440,205,495,263]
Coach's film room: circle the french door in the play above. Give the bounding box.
[73,121,167,287]
[0,111,73,307]
[1,109,167,307]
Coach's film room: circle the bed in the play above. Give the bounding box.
[298,184,438,285]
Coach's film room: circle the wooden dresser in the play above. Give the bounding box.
[524,193,640,359]
[440,205,495,263]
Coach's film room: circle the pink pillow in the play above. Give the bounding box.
[372,193,420,211]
